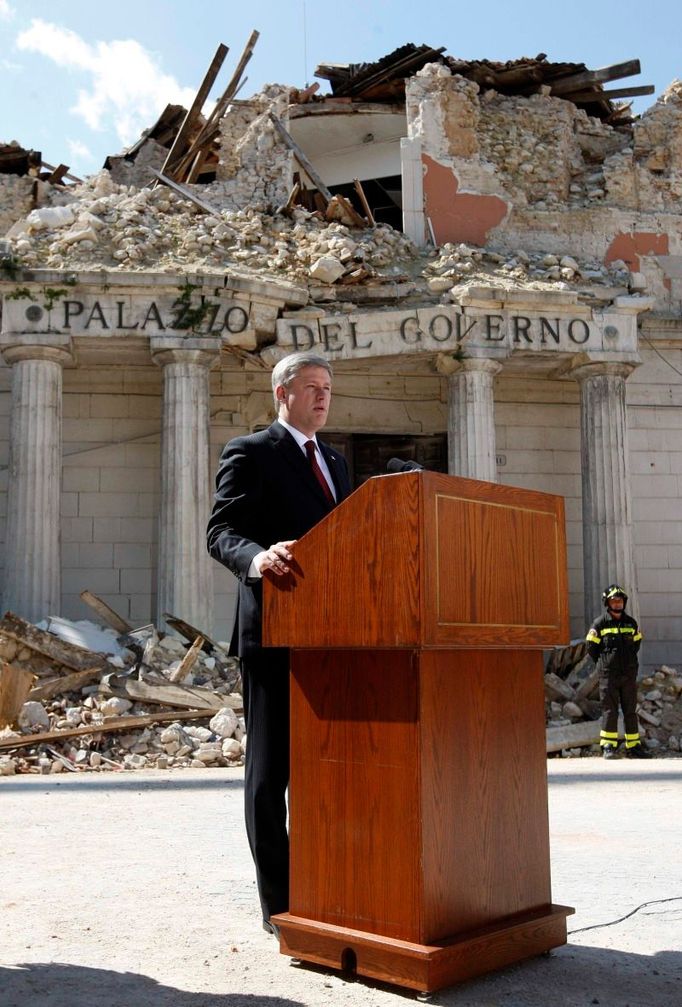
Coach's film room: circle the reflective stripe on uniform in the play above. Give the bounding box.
[600,626,635,636]
[586,629,600,643]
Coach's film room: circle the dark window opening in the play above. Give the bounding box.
[323,433,447,489]
[328,174,403,231]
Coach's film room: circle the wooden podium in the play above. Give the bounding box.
[263,471,574,993]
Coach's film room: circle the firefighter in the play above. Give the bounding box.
[586,585,650,759]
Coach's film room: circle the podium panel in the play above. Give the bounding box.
[265,473,574,992]
[263,471,568,650]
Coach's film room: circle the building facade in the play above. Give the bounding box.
[1,60,681,670]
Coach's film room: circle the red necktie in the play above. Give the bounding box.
[304,440,335,505]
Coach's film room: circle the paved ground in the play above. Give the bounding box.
[1,757,681,1007]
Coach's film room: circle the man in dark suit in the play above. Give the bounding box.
[207,351,351,937]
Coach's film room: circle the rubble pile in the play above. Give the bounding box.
[4,170,417,285]
[0,609,245,777]
[3,167,646,301]
[544,642,682,757]
[423,241,635,294]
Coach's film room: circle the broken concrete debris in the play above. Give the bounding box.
[545,643,682,757]
[0,605,244,776]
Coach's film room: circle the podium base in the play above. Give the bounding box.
[272,904,574,993]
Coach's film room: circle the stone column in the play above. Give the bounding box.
[445,358,502,481]
[573,361,638,625]
[1,339,73,622]
[151,337,220,634]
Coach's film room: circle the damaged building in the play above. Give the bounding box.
[1,36,682,707]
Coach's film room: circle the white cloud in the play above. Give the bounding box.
[16,18,197,148]
[0,1,14,21]
[67,138,94,164]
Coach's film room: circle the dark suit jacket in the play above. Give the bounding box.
[207,421,351,657]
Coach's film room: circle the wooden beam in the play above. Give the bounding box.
[43,163,70,185]
[0,708,213,751]
[550,59,641,96]
[169,635,205,683]
[40,160,82,183]
[353,179,375,226]
[79,590,132,634]
[569,84,656,102]
[163,613,222,653]
[219,29,260,109]
[160,42,229,179]
[0,664,35,728]
[171,30,259,183]
[149,169,220,215]
[102,675,241,712]
[0,612,110,673]
[268,113,332,201]
[334,46,446,97]
[28,666,104,703]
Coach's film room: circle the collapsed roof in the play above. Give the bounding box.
[314,43,653,124]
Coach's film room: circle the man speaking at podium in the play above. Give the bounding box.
[207,351,351,937]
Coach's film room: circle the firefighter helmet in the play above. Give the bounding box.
[602,584,628,607]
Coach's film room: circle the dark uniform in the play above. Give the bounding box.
[586,585,648,758]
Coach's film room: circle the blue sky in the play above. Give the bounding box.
[2,0,681,177]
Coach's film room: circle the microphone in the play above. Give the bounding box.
[386,457,424,474]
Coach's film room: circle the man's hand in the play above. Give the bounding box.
[254,540,296,577]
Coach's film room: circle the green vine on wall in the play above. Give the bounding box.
[172,280,216,333]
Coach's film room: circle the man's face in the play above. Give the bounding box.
[277,365,332,437]
[607,595,625,617]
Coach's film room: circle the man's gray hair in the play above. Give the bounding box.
[271,351,333,412]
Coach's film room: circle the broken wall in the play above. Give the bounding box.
[0,175,36,236]
[213,85,293,210]
[105,139,168,189]
[407,67,682,310]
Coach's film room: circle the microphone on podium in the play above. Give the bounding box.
[386,457,425,474]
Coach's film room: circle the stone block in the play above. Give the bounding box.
[632,497,682,522]
[63,444,127,467]
[61,517,94,543]
[135,493,160,518]
[78,543,115,568]
[637,568,682,592]
[63,418,115,442]
[63,469,101,492]
[61,493,78,517]
[128,594,153,623]
[62,567,119,595]
[632,474,679,497]
[89,395,131,419]
[118,518,156,544]
[100,468,159,493]
[114,544,152,569]
[78,493,141,518]
[124,444,159,467]
[635,544,670,569]
[121,568,153,594]
[630,451,671,474]
[634,521,682,545]
[128,396,160,420]
[61,543,80,567]
[92,518,121,543]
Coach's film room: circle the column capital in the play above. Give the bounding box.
[436,354,503,377]
[0,333,74,367]
[150,335,222,369]
[567,357,640,384]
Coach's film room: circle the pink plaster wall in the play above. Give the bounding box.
[605,231,670,270]
[422,154,508,247]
